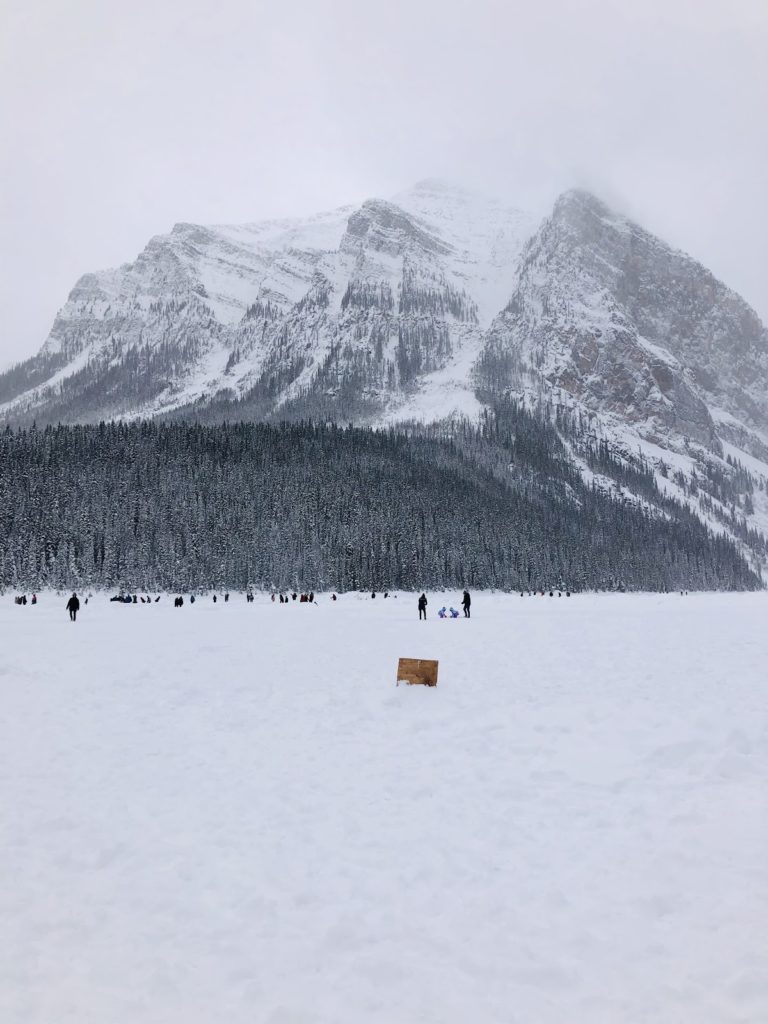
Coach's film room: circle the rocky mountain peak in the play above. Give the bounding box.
[342,198,451,259]
[2,181,768,565]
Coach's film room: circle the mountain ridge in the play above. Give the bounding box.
[3,180,768,577]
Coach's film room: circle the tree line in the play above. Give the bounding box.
[0,407,759,594]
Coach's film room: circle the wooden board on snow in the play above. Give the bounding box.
[396,658,438,687]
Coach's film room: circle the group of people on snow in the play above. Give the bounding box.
[418,590,471,620]
[10,588,490,622]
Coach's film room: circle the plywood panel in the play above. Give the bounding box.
[396,658,438,687]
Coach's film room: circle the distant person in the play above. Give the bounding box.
[309,591,314,603]
[462,590,471,618]
[224,593,229,603]
[31,594,37,605]
[213,594,217,603]
[418,593,428,620]
[190,594,195,604]
[66,593,80,622]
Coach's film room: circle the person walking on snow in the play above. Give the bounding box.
[418,593,428,620]
[66,593,80,622]
[462,590,471,618]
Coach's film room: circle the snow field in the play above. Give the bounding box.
[1,592,767,1023]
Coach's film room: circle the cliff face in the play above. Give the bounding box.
[3,180,768,572]
[0,181,534,424]
[6,181,767,447]
[480,189,768,455]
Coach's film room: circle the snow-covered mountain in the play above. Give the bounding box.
[3,179,768,572]
[0,180,536,425]
[481,189,768,454]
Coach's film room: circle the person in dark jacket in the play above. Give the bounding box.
[66,593,80,622]
[418,593,428,620]
[462,590,471,618]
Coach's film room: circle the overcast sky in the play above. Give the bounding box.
[1,0,766,368]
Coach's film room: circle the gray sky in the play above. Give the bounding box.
[1,0,766,369]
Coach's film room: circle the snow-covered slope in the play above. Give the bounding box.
[473,188,768,574]
[0,181,536,424]
[481,189,768,455]
[3,181,768,570]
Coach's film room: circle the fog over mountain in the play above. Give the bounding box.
[2,0,766,368]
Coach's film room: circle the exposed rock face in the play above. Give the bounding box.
[5,180,768,565]
[479,190,768,454]
[2,179,768,470]
[1,181,536,425]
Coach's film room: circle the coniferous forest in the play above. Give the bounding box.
[0,402,760,593]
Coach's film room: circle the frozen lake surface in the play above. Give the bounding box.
[2,591,767,1023]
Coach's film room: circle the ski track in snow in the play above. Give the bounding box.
[2,592,767,1024]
